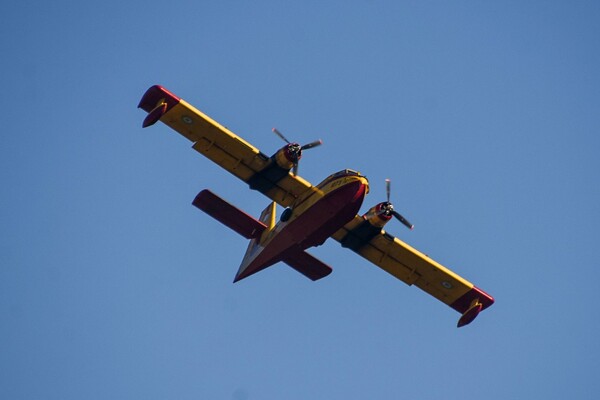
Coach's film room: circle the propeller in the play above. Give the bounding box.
[378,178,414,230]
[272,127,322,175]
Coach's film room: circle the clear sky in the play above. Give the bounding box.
[2,1,599,399]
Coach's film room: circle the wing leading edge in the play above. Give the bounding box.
[139,85,315,208]
[332,216,494,327]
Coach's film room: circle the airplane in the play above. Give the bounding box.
[138,85,494,327]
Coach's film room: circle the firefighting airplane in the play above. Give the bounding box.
[138,85,494,327]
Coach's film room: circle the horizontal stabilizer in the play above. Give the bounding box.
[192,189,267,239]
[283,251,332,281]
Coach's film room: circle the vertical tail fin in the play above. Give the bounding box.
[235,202,278,282]
[258,202,277,234]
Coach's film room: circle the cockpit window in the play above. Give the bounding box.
[333,169,361,179]
[317,169,365,189]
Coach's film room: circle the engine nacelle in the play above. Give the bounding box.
[362,203,393,229]
[273,143,302,170]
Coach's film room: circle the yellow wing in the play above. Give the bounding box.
[138,85,315,207]
[331,216,494,326]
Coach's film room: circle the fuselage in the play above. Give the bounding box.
[235,169,369,281]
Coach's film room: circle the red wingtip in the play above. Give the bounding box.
[138,85,180,112]
[138,85,181,127]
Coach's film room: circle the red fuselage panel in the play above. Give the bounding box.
[235,179,367,281]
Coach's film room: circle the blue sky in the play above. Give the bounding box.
[1,1,599,399]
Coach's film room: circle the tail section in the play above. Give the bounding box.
[193,189,332,282]
[258,201,277,233]
[235,201,278,282]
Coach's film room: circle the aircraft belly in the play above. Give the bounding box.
[234,180,367,281]
[287,180,367,247]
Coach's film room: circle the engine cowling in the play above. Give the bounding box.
[273,143,301,170]
[362,202,394,228]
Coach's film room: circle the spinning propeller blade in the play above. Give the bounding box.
[392,211,414,230]
[272,127,291,144]
[385,178,391,203]
[381,178,414,230]
[272,127,322,176]
[301,139,323,150]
